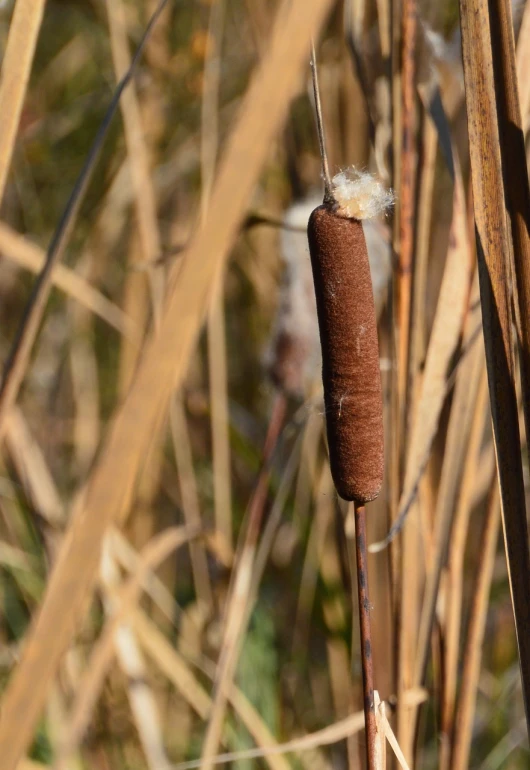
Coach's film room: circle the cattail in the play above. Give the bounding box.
[267,196,391,400]
[307,168,393,503]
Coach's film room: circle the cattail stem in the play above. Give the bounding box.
[310,40,333,201]
[354,501,378,770]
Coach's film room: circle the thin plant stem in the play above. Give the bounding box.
[354,502,378,770]
[488,0,530,456]
[202,0,233,557]
[451,476,501,770]
[310,40,333,200]
[198,393,287,770]
[397,0,417,436]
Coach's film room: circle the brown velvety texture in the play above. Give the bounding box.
[307,205,384,502]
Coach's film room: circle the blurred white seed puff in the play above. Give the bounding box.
[266,199,322,397]
[266,170,392,398]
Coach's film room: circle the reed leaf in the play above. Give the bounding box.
[459,0,530,737]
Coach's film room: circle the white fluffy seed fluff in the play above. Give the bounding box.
[331,167,394,220]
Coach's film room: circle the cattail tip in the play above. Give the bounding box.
[331,167,394,220]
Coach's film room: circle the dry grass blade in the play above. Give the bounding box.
[171,708,366,770]
[4,407,65,529]
[207,293,232,555]
[0,0,169,440]
[292,463,333,661]
[0,223,138,338]
[17,761,49,770]
[0,2,333,765]
[459,0,530,732]
[410,108,437,387]
[292,410,322,531]
[109,528,180,623]
[199,394,286,770]
[56,526,195,763]
[488,0,530,452]
[171,689,418,770]
[202,0,233,556]
[413,270,480,689]
[131,610,292,770]
[440,366,488,770]
[69,301,100,473]
[170,397,213,609]
[106,0,165,319]
[375,692,411,770]
[99,554,170,770]
[0,0,46,205]
[250,426,305,601]
[450,477,501,770]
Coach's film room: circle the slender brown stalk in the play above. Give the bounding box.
[459,0,530,735]
[396,8,417,750]
[354,502,377,770]
[488,0,530,452]
[310,41,332,200]
[397,0,416,429]
[410,109,436,391]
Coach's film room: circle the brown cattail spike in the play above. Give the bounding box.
[308,203,385,503]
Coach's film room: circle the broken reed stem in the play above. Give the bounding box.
[354,502,378,770]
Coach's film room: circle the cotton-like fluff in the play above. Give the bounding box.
[332,168,394,220]
[266,187,391,399]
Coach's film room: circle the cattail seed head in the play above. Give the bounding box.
[266,196,390,400]
[307,170,390,503]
